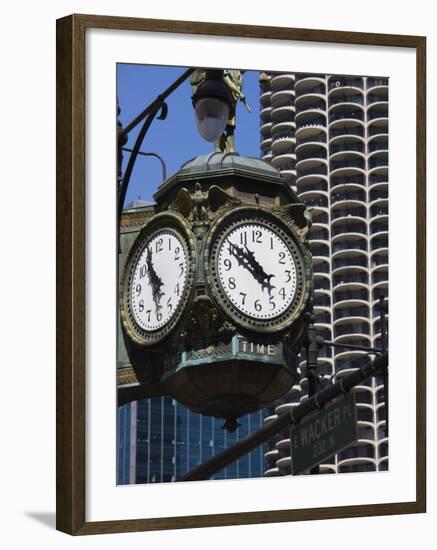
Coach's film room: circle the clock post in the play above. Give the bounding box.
[118,152,313,430]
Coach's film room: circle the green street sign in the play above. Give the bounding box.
[290,393,357,475]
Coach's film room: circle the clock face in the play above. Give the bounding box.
[217,223,298,320]
[130,230,188,331]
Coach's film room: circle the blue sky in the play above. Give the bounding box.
[117,65,261,204]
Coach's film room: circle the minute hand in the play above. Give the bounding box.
[228,242,275,296]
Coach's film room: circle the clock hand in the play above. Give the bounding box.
[146,247,165,314]
[227,241,276,296]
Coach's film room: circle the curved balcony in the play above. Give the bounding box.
[376,403,386,423]
[371,251,388,269]
[314,309,332,325]
[295,122,327,140]
[333,268,369,288]
[310,241,330,259]
[331,174,365,189]
[372,287,388,305]
[260,105,273,123]
[370,187,388,202]
[368,119,388,137]
[368,136,388,153]
[329,103,364,125]
[367,103,388,122]
[370,202,388,218]
[337,464,377,474]
[271,105,295,123]
[328,76,364,91]
[295,110,327,130]
[373,317,389,340]
[367,77,388,90]
[377,435,388,450]
[334,321,371,340]
[368,166,388,186]
[260,136,272,153]
[338,443,376,463]
[330,154,365,173]
[271,153,296,171]
[313,260,331,275]
[260,121,273,138]
[309,227,330,243]
[368,153,388,171]
[296,131,327,149]
[334,304,370,322]
[313,291,331,308]
[313,274,331,292]
[331,204,367,221]
[371,268,388,286]
[334,350,370,370]
[332,235,367,255]
[271,89,295,109]
[330,139,365,156]
[264,448,279,465]
[331,218,367,239]
[369,172,388,186]
[279,169,297,183]
[259,89,272,107]
[331,187,366,205]
[271,135,295,155]
[264,467,281,477]
[295,84,326,100]
[333,277,370,294]
[367,89,388,107]
[334,287,369,304]
[296,141,327,161]
[329,88,364,108]
[357,423,376,441]
[297,178,328,197]
[261,150,273,163]
[330,122,364,140]
[295,74,326,94]
[303,194,329,209]
[297,161,328,179]
[274,401,296,417]
[331,166,365,184]
[270,73,295,92]
[370,218,388,235]
[296,96,326,113]
[271,119,296,136]
[295,95,327,118]
[333,251,368,271]
[311,210,329,225]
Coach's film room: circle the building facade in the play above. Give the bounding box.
[117,398,267,484]
[259,72,389,475]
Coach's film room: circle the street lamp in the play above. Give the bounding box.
[191,69,232,142]
[117,68,233,248]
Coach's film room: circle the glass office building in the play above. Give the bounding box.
[117,397,266,484]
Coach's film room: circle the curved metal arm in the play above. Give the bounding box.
[122,148,167,182]
[117,68,195,252]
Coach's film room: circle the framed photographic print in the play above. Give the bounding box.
[56,13,426,535]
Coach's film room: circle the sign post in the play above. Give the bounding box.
[290,393,357,475]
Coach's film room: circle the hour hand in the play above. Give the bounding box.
[228,241,275,295]
[146,247,164,312]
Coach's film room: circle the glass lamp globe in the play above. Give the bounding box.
[194,97,230,142]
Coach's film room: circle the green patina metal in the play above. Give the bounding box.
[118,153,312,424]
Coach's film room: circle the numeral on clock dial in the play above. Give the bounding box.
[130,230,188,331]
[217,223,297,320]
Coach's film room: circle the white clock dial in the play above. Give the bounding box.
[217,223,297,320]
[130,230,188,331]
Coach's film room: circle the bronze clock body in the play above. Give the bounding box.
[119,153,313,424]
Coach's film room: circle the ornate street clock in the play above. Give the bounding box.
[118,153,313,429]
[120,212,196,346]
[206,208,306,333]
